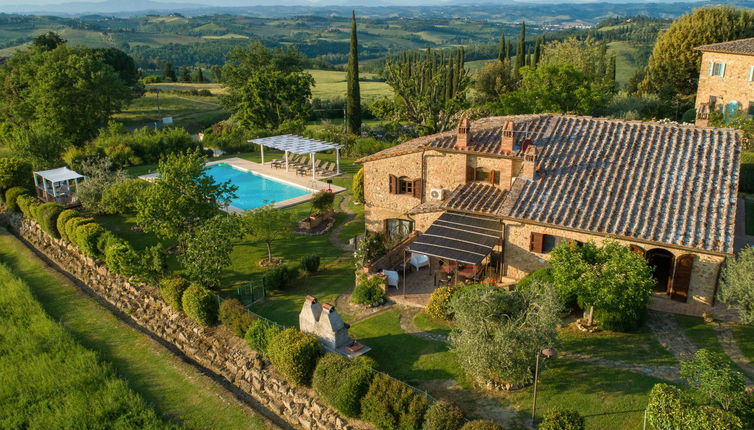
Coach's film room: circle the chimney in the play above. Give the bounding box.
[522,144,538,180]
[456,118,471,149]
[501,121,516,153]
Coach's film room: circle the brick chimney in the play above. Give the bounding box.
[456,118,471,149]
[501,121,516,153]
[522,144,538,180]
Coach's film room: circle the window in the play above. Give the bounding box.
[709,95,717,109]
[709,62,726,77]
[386,219,413,240]
[749,65,754,82]
[398,177,413,194]
[529,232,566,254]
[475,167,489,182]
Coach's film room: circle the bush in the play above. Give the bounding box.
[266,328,323,386]
[352,167,365,203]
[244,318,282,357]
[36,202,62,238]
[101,178,150,215]
[16,194,38,219]
[73,222,107,258]
[300,255,321,274]
[64,217,94,244]
[96,230,118,256]
[104,240,141,278]
[4,186,29,212]
[262,265,298,291]
[461,420,504,430]
[422,400,464,430]
[313,353,375,418]
[219,298,255,337]
[354,231,387,268]
[539,408,585,430]
[159,277,189,312]
[352,272,386,305]
[0,157,32,195]
[182,283,219,326]
[425,285,458,321]
[56,209,79,241]
[361,374,430,430]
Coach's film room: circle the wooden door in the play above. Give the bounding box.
[671,254,694,302]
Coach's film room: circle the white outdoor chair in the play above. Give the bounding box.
[410,253,430,271]
[382,270,399,288]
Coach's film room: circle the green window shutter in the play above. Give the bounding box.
[749,66,754,82]
[721,63,726,77]
[709,62,715,76]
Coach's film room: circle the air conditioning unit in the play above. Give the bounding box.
[429,188,445,201]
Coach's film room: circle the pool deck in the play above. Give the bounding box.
[206,157,346,212]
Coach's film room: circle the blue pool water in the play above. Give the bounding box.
[206,163,310,210]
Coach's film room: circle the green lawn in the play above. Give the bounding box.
[114,92,228,133]
[307,69,392,101]
[733,325,754,363]
[349,309,464,385]
[559,325,677,366]
[413,312,453,338]
[675,315,726,355]
[501,360,665,430]
[0,228,269,430]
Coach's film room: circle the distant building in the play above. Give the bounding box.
[694,37,754,126]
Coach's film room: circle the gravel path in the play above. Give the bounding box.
[328,195,356,252]
[714,323,754,384]
[647,310,698,361]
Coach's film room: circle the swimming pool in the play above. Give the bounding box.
[206,163,311,210]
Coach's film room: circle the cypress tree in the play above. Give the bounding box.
[162,62,176,82]
[515,22,526,74]
[607,55,617,89]
[533,36,542,66]
[506,39,512,63]
[498,33,506,63]
[346,10,362,135]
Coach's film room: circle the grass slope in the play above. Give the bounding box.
[0,228,269,430]
[308,69,392,102]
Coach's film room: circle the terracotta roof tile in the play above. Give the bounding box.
[443,183,507,215]
[695,37,754,56]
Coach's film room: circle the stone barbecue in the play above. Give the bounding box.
[299,296,370,359]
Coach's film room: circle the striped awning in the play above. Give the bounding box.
[408,211,502,265]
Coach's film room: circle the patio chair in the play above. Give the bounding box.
[382,270,399,288]
[316,162,334,176]
[410,253,430,271]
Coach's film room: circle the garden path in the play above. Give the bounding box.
[713,323,754,384]
[646,310,698,361]
[328,195,355,252]
[398,306,450,343]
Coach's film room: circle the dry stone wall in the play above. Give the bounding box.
[1,213,355,430]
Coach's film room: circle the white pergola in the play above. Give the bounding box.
[248,134,341,180]
[33,167,84,203]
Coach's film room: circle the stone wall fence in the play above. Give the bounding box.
[0,211,359,430]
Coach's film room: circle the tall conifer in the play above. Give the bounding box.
[498,33,506,63]
[346,10,361,134]
[515,22,526,74]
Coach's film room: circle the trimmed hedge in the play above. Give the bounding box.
[244,318,281,357]
[64,217,94,244]
[73,222,107,258]
[182,283,218,326]
[539,408,585,430]
[16,194,38,219]
[4,187,29,212]
[422,400,465,430]
[159,277,189,312]
[300,255,321,274]
[312,353,375,418]
[461,420,504,430]
[36,202,63,238]
[104,240,140,278]
[361,373,430,430]
[266,328,323,386]
[262,265,298,291]
[425,285,457,321]
[219,298,255,337]
[55,209,79,241]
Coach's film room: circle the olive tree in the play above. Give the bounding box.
[719,246,754,325]
[449,283,561,388]
[179,214,243,289]
[242,204,295,263]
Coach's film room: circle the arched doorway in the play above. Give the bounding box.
[646,248,674,294]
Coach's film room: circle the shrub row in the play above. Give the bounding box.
[261,265,298,291]
[266,328,324,386]
[4,186,29,212]
[219,298,255,337]
[182,283,219,326]
[312,354,376,418]
[244,318,281,358]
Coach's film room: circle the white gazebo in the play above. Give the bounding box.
[33,167,85,207]
[249,135,341,180]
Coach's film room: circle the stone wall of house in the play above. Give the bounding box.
[503,220,725,307]
[0,213,355,430]
[695,51,754,125]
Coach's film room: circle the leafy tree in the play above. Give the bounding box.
[549,240,654,331]
[646,383,743,430]
[136,150,237,240]
[474,60,516,102]
[242,204,295,263]
[639,6,754,109]
[449,283,561,387]
[178,66,191,82]
[4,127,68,170]
[162,62,176,81]
[352,167,365,203]
[32,31,66,51]
[719,246,754,324]
[539,408,585,430]
[0,43,137,145]
[309,190,335,216]
[346,11,362,135]
[680,349,746,412]
[491,64,612,115]
[540,36,613,83]
[220,42,314,130]
[76,157,128,214]
[179,214,243,289]
[381,48,470,135]
[0,157,32,195]
[92,47,141,88]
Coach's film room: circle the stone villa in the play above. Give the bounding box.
[357,114,741,313]
[695,37,754,126]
